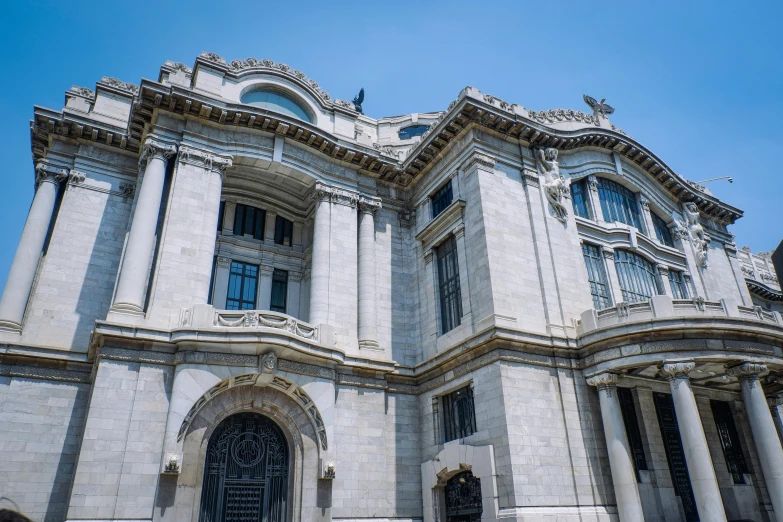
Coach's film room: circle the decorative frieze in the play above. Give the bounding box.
[178,145,233,174]
[213,309,318,340]
[527,107,600,126]
[278,358,336,380]
[0,363,90,384]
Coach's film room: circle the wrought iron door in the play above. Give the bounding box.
[199,413,289,522]
[654,393,699,522]
[445,471,482,522]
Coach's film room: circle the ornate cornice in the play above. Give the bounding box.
[726,362,768,381]
[99,76,139,96]
[226,56,333,104]
[586,372,621,389]
[178,145,233,174]
[659,361,695,380]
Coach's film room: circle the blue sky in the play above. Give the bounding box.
[0,0,781,293]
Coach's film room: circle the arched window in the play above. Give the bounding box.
[597,178,642,229]
[398,125,429,140]
[445,471,483,522]
[200,413,289,522]
[614,250,661,303]
[570,178,590,219]
[652,213,674,247]
[241,88,313,123]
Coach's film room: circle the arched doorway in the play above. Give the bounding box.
[445,471,483,521]
[199,412,289,522]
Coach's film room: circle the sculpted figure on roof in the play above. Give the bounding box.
[536,148,570,223]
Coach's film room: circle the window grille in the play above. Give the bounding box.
[274,216,293,246]
[571,179,591,219]
[226,261,258,310]
[436,236,462,333]
[652,213,674,247]
[582,244,612,310]
[233,204,266,240]
[617,387,648,481]
[442,385,476,442]
[270,269,288,313]
[711,400,748,484]
[614,250,661,303]
[431,181,454,219]
[668,270,689,299]
[597,178,643,229]
[398,124,429,140]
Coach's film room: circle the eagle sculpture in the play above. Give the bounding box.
[583,95,614,119]
[353,88,364,114]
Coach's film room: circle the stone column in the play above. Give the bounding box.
[660,361,727,522]
[639,195,656,238]
[309,183,332,325]
[0,164,68,331]
[211,256,232,309]
[727,363,783,521]
[258,265,275,310]
[601,247,625,305]
[769,395,783,447]
[112,137,177,313]
[656,264,672,296]
[357,196,381,349]
[586,373,645,522]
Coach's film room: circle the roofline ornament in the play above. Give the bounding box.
[224,56,334,103]
[99,77,139,95]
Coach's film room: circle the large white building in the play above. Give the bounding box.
[1,52,782,522]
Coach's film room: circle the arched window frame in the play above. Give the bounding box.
[597,177,643,230]
[614,249,662,303]
[240,85,315,123]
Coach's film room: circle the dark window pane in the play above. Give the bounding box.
[244,207,255,237]
[614,250,660,303]
[226,261,258,310]
[598,178,642,229]
[398,124,430,140]
[436,236,462,333]
[431,181,454,219]
[571,179,591,219]
[652,213,674,247]
[254,209,266,240]
[582,243,613,309]
[668,270,689,299]
[617,388,648,481]
[233,204,245,236]
[217,201,225,232]
[274,216,293,246]
[270,269,288,313]
[711,400,748,484]
[442,385,476,443]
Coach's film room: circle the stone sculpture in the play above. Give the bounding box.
[536,148,570,223]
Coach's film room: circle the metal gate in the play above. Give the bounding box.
[654,392,699,522]
[199,413,289,522]
[445,471,482,522]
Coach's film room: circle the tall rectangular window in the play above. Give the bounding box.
[431,180,454,218]
[668,270,689,299]
[617,387,648,481]
[571,179,591,219]
[442,385,476,443]
[226,261,258,310]
[711,400,748,484]
[436,236,462,334]
[597,178,643,229]
[270,269,288,313]
[233,204,266,240]
[217,200,225,232]
[274,216,293,246]
[652,213,674,247]
[582,243,613,310]
[614,250,661,303]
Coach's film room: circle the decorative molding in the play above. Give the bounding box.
[141,137,177,165]
[199,51,226,65]
[337,373,388,390]
[99,76,139,95]
[69,86,95,99]
[178,145,233,173]
[586,372,621,390]
[521,169,540,188]
[289,270,304,283]
[260,352,277,374]
[278,358,336,380]
[119,182,136,198]
[358,196,382,214]
[35,163,68,186]
[639,196,650,210]
[213,310,318,341]
[659,361,695,380]
[313,182,360,208]
[0,363,90,384]
[587,175,599,192]
[727,362,768,381]
[527,108,600,126]
[99,346,175,365]
[461,152,496,172]
[372,143,401,160]
[68,170,86,185]
[535,148,569,223]
[216,256,232,269]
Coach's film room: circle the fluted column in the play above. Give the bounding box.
[309,183,332,326]
[358,196,381,349]
[660,361,727,522]
[112,137,177,313]
[0,164,68,331]
[727,363,783,521]
[586,373,645,522]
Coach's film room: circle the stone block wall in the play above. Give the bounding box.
[0,376,89,522]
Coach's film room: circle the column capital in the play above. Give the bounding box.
[358,196,382,214]
[727,362,768,381]
[461,152,496,172]
[600,245,615,260]
[587,174,599,192]
[767,394,783,408]
[141,137,177,165]
[313,181,359,208]
[216,256,232,269]
[35,163,68,186]
[586,372,621,390]
[178,144,233,174]
[659,361,695,380]
[259,265,275,277]
[639,195,650,210]
[289,270,303,283]
[452,224,466,240]
[656,263,669,275]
